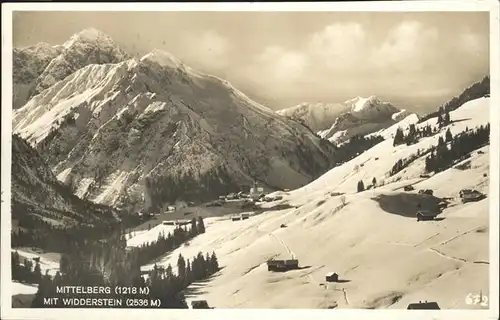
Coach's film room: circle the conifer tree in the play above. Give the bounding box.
[190,218,198,236]
[177,254,186,281]
[34,262,42,284]
[357,180,365,192]
[210,251,219,272]
[393,127,405,146]
[445,128,453,142]
[197,217,206,234]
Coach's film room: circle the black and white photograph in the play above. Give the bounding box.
[1,1,499,319]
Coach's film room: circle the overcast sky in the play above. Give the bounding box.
[13,11,489,113]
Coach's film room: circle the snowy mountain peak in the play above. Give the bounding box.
[317,96,410,144]
[346,95,383,112]
[140,49,184,69]
[63,28,116,49]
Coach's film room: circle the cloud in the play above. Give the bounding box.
[244,22,367,90]
[370,20,439,70]
[308,22,366,70]
[240,18,488,107]
[257,46,309,82]
[458,32,486,57]
[181,30,230,70]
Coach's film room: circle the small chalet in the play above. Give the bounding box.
[176,219,191,226]
[191,300,210,309]
[231,216,241,222]
[325,272,339,282]
[241,213,250,220]
[266,259,299,272]
[404,185,415,191]
[416,211,438,222]
[460,189,485,203]
[407,301,440,309]
[418,189,434,195]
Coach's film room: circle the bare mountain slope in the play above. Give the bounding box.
[13,34,337,212]
[13,43,63,109]
[11,134,118,228]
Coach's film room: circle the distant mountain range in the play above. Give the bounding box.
[12,29,337,212]
[278,95,414,145]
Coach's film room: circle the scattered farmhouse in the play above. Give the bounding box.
[418,189,434,196]
[161,219,191,226]
[407,301,441,309]
[266,258,299,272]
[459,189,486,203]
[325,272,339,282]
[191,300,211,309]
[416,211,438,222]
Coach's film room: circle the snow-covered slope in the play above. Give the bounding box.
[126,223,181,248]
[13,31,337,211]
[140,97,490,309]
[318,96,416,144]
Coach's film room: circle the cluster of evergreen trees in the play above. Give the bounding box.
[12,221,121,254]
[356,177,377,192]
[357,180,365,192]
[393,120,448,147]
[171,251,219,290]
[437,107,452,129]
[331,135,385,167]
[27,249,220,309]
[393,122,434,147]
[418,75,490,124]
[11,251,43,285]
[389,147,433,177]
[144,166,239,213]
[425,124,489,173]
[15,217,218,309]
[389,123,488,177]
[128,217,206,267]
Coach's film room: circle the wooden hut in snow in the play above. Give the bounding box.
[407,301,440,309]
[325,272,339,282]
